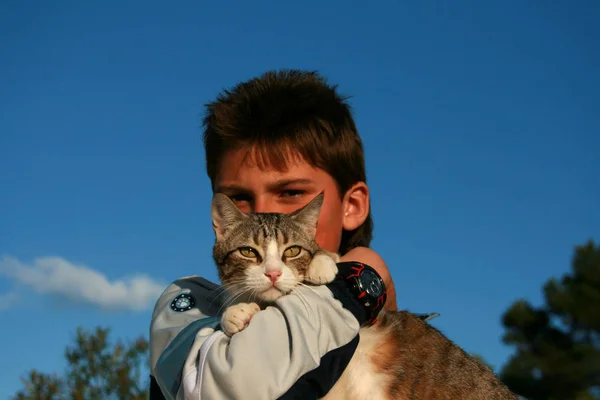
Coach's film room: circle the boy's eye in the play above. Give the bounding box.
[230,193,252,203]
[281,190,305,198]
[283,246,302,258]
[239,247,259,258]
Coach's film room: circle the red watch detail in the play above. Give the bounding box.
[336,261,387,326]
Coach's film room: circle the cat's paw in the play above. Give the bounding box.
[329,252,341,263]
[221,302,261,337]
[305,252,339,285]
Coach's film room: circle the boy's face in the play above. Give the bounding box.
[214,148,345,253]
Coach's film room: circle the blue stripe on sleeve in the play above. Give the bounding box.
[155,317,221,399]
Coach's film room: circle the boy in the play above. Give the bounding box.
[150,69,398,399]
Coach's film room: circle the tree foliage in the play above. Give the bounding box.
[14,326,149,400]
[500,240,600,400]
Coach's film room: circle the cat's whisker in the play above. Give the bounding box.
[210,281,247,303]
[218,290,243,314]
[220,282,248,293]
[222,290,245,308]
[221,287,256,313]
[220,280,250,290]
[249,288,260,305]
[206,284,239,311]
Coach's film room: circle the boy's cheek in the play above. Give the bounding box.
[315,212,344,253]
[315,234,342,254]
[314,219,341,253]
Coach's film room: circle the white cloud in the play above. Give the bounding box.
[0,255,166,312]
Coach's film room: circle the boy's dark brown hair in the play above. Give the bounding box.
[202,69,372,255]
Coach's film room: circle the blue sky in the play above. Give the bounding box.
[1,1,598,397]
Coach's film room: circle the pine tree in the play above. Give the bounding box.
[500,240,600,399]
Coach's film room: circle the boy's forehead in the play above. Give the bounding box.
[217,147,314,178]
[214,147,330,189]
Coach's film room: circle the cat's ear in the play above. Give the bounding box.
[290,192,324,238]
[211,193,246,239]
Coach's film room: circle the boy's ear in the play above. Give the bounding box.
[211,193,246,239]
[342,182,369,231]
[290,192,324,238]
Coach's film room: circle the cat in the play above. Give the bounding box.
[210,192,518,399]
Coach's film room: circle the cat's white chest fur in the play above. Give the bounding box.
[321,326,391,400]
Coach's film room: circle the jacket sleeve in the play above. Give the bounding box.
[149,276,361,400]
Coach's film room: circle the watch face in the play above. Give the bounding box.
[361,269,383,297]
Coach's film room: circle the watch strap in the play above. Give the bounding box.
[325,278,367,326]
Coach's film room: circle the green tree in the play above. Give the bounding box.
[500,239,600,400]
[14,326,149,400]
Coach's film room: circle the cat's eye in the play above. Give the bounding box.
[238,247,258,258]
[283,246,302,258]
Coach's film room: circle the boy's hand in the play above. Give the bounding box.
[340,247,398,311]
[221,302,261,337]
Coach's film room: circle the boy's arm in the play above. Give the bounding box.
[149,276,223,399]
[149,276,363,400]
[341,247,398,311]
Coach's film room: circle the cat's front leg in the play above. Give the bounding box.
[304,250,340,285]
[221,302,261,337]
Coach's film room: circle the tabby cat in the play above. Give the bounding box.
[211,192,517,399]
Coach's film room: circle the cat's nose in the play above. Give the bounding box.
[265,270,282,284]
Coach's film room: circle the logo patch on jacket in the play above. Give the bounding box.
[170,293,195,312]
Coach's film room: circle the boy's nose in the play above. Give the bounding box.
[253,197,273,213]
[264,270,282,284]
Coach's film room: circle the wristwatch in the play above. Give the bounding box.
[335,261,387,325]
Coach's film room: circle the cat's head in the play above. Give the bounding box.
[211,193,323,304]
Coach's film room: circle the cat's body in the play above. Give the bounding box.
[211,193,517,400]
[322,310,515,399]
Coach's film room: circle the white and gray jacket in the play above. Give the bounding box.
[149,275,366,400]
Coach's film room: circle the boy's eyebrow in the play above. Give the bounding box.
[267,178,314,191]
[216,179,315,194]
[215,184,248,194]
